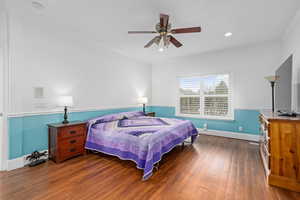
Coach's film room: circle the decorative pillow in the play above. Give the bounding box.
[123,111,145,119]
[94,113,125,124]
[88,111,145,126]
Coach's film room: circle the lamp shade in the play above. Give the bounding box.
[57,96,74,107]
[265,76,279,82]
[137,97,148,104]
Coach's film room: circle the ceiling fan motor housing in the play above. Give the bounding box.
[156,23,171,35]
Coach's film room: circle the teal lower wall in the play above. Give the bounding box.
[8,106,260,160]
[8,107,142,160]
[149,106,260,135]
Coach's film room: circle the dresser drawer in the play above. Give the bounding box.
[58,125,85,139]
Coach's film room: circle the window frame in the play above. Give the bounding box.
[176,73,234,121]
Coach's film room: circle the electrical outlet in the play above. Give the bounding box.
[238,126,243,132]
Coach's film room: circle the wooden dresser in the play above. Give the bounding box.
[48,121,87,163]
[259,110,300,192]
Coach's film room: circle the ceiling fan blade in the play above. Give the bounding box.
[169,35,183,48]
[144,36,160,48]
[160,14,169,28]
[155,36,162,45]
[171,27,201,34]
[128,31,157,34]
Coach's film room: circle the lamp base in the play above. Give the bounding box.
[143,104,146,113]
[62,119,69,124]
[62,106,69,124]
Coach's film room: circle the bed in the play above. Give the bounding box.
[85,111,198,180]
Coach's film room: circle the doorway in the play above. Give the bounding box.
[0,5,8,171]
[0,43,3,170]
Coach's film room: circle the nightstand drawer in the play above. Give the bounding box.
[59,146,84,161]
[58,125,85,139]
[59,136,85,161]
[59,136,85,148]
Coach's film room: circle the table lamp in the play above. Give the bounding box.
[138,97,148,113]
[58,96,74,124]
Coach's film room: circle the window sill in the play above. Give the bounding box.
[175,114,235,121]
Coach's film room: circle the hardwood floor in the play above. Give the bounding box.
[1,135,300,200]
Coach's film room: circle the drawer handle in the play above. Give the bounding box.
[70,148,76,152]
[69,130,77,134]
[70,140,77,144]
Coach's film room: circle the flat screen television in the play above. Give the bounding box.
[275,55,293,112]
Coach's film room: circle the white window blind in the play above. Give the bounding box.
[179,77,201,114]
[177,74,233,120]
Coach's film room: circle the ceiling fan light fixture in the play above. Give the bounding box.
[158,38,165,52]
[224,32,233,37]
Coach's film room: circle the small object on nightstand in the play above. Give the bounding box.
[146,112,155,117]
[48,121,87,163]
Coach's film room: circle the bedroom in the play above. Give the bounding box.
[1,0,300,199]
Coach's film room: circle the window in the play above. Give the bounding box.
[177,74,233,120]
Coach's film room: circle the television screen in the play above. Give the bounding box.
[275,55,293,112]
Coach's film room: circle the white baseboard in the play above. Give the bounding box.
[197,128,261,142]
[7,150,48,171]
[7,157,24,171]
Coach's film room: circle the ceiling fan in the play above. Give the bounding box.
[128,13,202,52]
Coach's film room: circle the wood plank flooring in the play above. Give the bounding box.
[1,135,300,200]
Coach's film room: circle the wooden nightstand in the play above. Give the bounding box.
[48,121,87,163]
[146,112,155,117]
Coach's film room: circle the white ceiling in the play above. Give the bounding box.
[7,0,300,62]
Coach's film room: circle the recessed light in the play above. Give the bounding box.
[224,32,233,37]
[32,1,45,10]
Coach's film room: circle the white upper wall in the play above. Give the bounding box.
[282,9,300,112]
[7,9,152,114]
[152,41,281,110]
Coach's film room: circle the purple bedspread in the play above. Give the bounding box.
[85,111,198,180]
